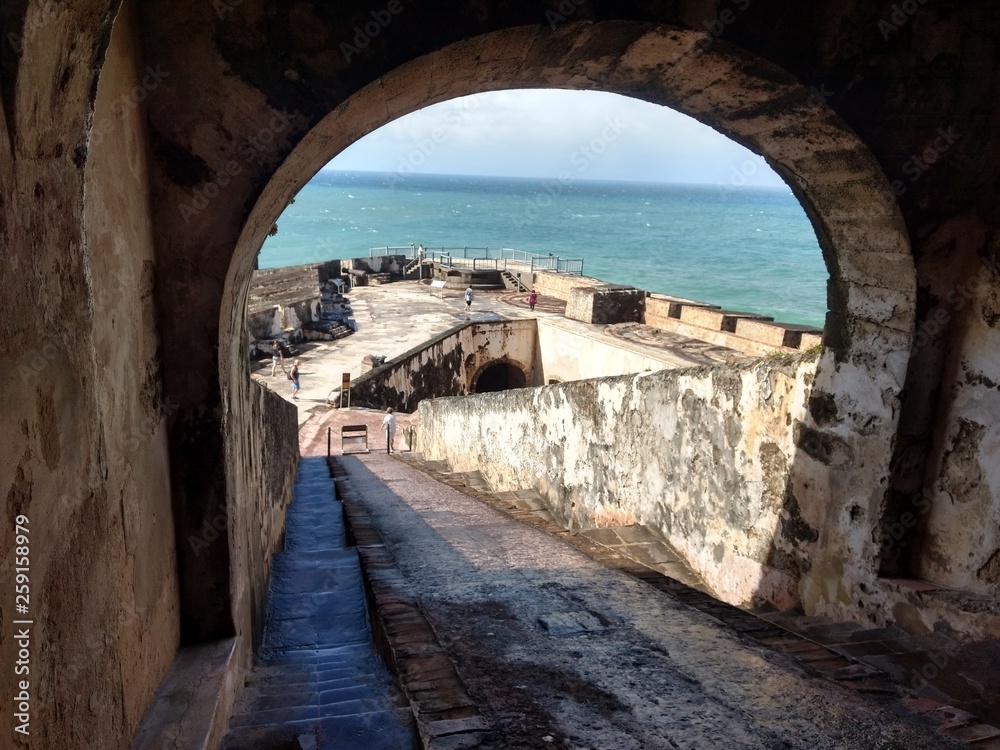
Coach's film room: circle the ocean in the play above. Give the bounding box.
[258,171,827,328]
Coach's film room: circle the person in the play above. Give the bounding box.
[528,291,538,311]
[464,285,474,313]
[382,407,397,454]
[289,360,300,400]
[270,340,286,377]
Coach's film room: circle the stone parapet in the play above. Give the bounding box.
[565,284,645,325]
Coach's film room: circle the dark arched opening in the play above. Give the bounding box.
[474,361,527,393]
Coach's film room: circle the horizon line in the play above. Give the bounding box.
[314,167,792,191]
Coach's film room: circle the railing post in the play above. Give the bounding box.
[327,427,331,457]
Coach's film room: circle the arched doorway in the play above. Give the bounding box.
[473,360,528,393]
[220,22,915,623]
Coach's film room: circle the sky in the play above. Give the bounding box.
[326,89,787,187]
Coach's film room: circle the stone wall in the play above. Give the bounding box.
[536,319,683,383]
[533,271,603,301]
[417,355,819,609]
[224,379,299,654]
[351,320,539,412]
[0,6,180,748]
[565,284,645,325]
[5,2,1000,746]
[246,298,320,341]
[343,255,408,276]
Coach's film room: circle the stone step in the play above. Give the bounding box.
[243,671,395,697]
[222,458,416,750]
[271,547,359,569]
[221,708,417,750]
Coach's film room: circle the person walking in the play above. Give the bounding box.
[270,340,286,377]
[290,360,300,401]
[382,407,397,454]
[464,285,474,314]
[528,291,538,311]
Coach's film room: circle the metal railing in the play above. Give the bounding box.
[365,245,584,275]
[369,245,415,258]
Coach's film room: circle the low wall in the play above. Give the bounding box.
[226,379,299,653]
[351,319,539,412]
[247,298,321,340]
[417,355,819,609]
[532,271,603,300]
[536,319,681,383]
[645,294,823,354]
[344,255,408,275]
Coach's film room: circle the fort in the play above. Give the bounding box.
[2,2,1000,749]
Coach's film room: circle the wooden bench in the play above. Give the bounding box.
[341,424,369,454]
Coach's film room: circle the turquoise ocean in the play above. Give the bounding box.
[258,171,827,328]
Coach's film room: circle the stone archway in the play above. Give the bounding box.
[221,22,915,623]
[472,358,529,394]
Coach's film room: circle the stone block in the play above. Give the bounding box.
[734,319,823,349]
[646,294,719,321]
[679,305,773,332]
[800,332,824,350]
[565,284,645,325]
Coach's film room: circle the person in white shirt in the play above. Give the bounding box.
[382,407,397,454]
[464,286,474,312]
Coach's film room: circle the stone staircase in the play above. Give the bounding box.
[499,269,530,291]
[220,456,417,750]
[403,258,429,279]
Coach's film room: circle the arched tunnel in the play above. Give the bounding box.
[2,1,999,748]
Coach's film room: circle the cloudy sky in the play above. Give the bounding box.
[327,89,786,187]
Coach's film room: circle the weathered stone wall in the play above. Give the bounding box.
[1,4,179,748]
[536,319,684,383]
[351,320,539,412]
[5,2,1000,746]
[246,297,320,341]
[417,356,819,609]
[533,271,603,301]
[909,252,1000,595]
[565,285,645,325]
[224,379,299,654]
[343,255,408,276]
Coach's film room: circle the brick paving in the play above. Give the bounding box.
[334,451,971,750]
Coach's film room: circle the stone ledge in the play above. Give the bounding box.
[130,638,239,750]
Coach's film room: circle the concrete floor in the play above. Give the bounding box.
[253,281,532,425]
[252,280,754,427]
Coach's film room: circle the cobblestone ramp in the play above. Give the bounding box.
[220,456,417,750]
